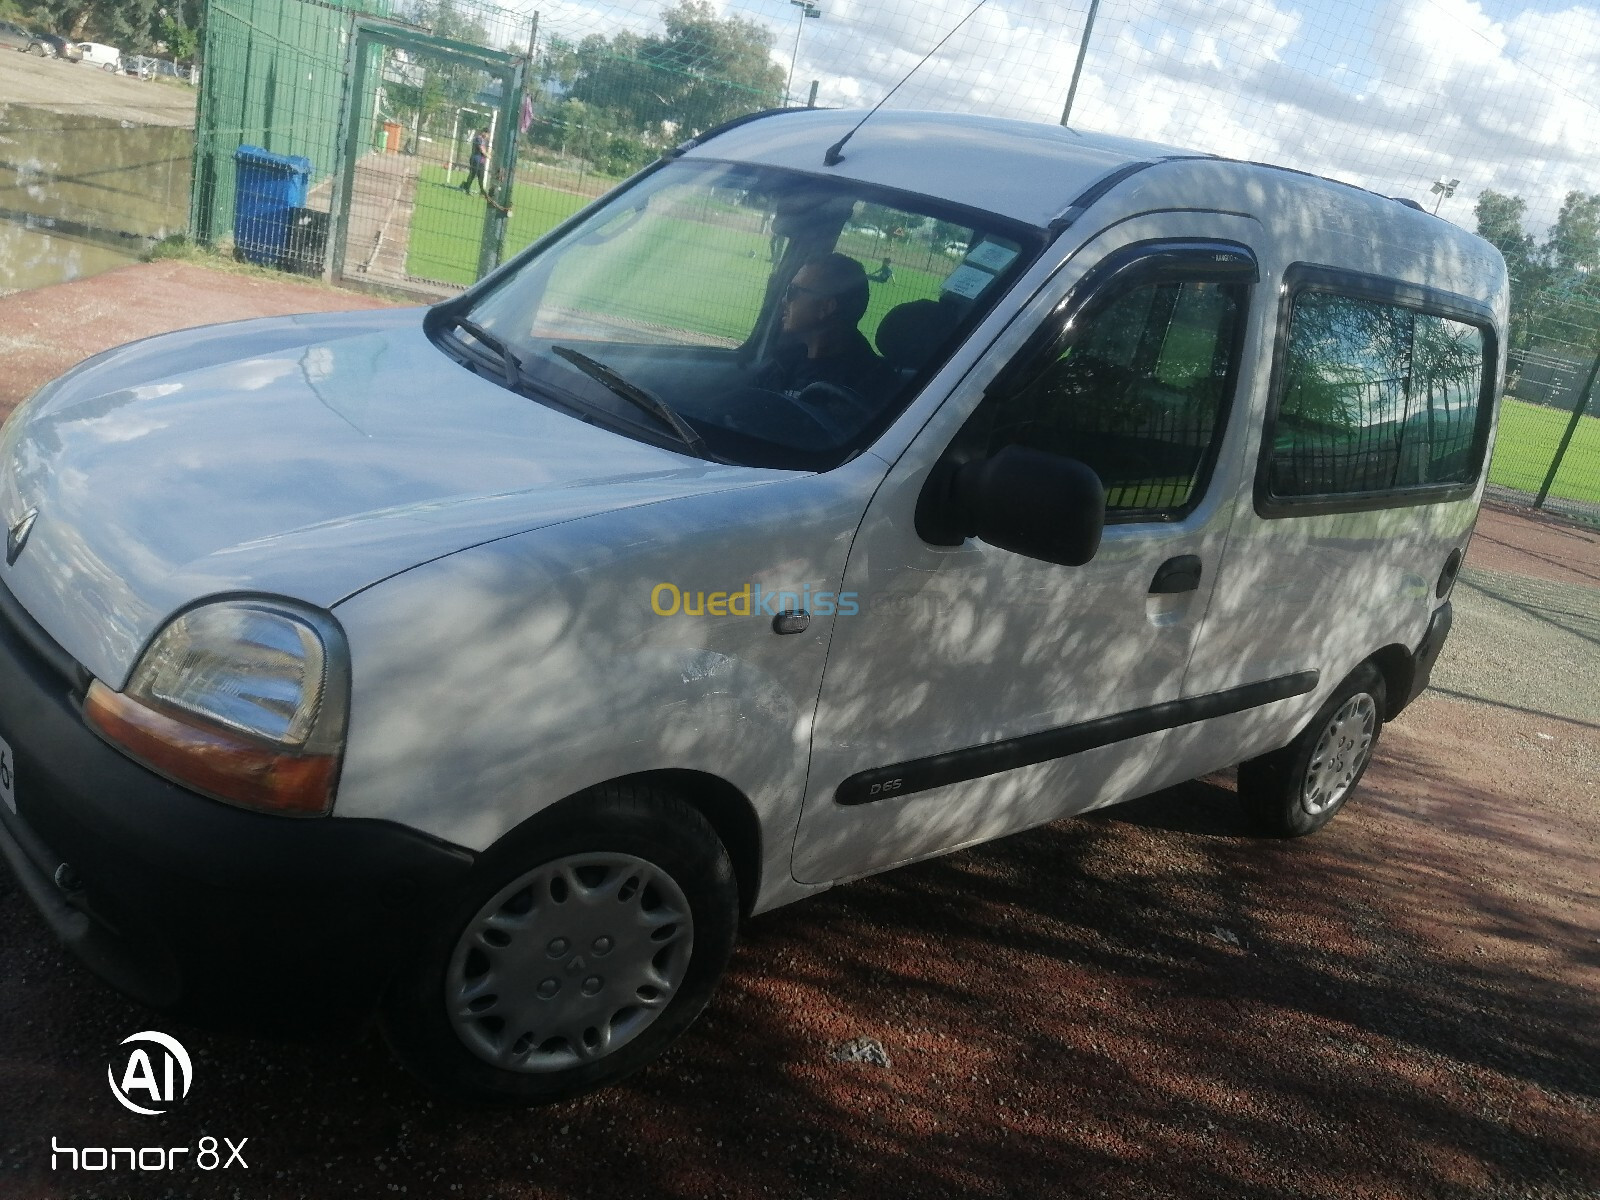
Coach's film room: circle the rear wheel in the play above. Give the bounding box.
[1238,663,1385,837]
[382,783,739,1105]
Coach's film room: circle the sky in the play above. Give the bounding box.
[501,0,1600,236]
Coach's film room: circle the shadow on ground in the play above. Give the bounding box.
[3,730,1595,1200]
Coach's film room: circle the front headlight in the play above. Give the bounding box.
[130,603,330,746]
[85,599,350,816]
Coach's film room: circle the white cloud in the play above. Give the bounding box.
[507,0,1600,233]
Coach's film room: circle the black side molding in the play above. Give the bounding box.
[1395,602,1453,716]
[835,671,1320,806]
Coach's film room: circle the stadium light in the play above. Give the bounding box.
[787,1,822,108]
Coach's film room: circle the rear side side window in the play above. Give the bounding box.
[986,276,1247,520]
[1264,282,1493,509]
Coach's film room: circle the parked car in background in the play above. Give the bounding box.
[0,20,32,50]
[21,32,81,61]
[125,53,191,81]
[76,41,121,72]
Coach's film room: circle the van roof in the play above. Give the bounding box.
[684,108,1420,234]
[682,109,1205,228]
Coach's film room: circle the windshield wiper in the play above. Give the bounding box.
[444,314,522,388]
[550,345,717,461]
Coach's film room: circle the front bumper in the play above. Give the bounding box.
[0,578,475,1021]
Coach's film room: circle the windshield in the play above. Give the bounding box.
[448,159,1041,470]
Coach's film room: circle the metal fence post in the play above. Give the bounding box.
[188,4,215,244]
[483,56,527,278]
[1534,351,1600,508]
[328,23,371,286]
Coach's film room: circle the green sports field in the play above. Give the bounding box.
[405,167,952,344]
[1490,395,1600,504]
[405,166,594,286]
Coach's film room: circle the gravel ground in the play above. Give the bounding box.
[0,260,396,424]
[1434,567,1600,724]
[0,266,1596,1200]
[0,50,194,127]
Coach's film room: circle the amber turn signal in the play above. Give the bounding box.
[84,681,338,816]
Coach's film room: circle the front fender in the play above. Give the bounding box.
[330,454,887,909]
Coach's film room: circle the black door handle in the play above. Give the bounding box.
[1150,555,1202,594]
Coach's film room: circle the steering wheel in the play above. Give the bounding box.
[792,381,877,437]
[717,386,852,450]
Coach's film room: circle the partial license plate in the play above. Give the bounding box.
[0,733,15,814]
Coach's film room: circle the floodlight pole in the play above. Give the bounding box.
[787,1,820,108]
[1060,0,1102,127]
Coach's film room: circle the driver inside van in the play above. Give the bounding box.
[756,253,894,404]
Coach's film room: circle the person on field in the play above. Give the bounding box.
[460,128,489,196]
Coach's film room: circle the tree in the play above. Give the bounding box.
[565,31,659,131]
[523,98,658,178]
[564,1,784,139]
[1475,191,1535,280]
[386,0,495,138]
[156,1,200,62]
[1546,190,1600,274]
[1476,189,1550,351]
[1471,186,1600,355]
[27,0,159,46]
[538,35,583,92]
[649,0,784,134]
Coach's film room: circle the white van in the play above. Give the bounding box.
[75,41,121,71]
[0,110,1503,1105]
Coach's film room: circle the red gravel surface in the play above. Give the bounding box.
[0,267,1596,1200]
[1470,501,1600,590]
[0,260,396,424]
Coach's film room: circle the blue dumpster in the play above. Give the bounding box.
[233,145,312,266]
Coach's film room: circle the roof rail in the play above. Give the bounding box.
[664,108,800,159]
[1237,158,1437,214]
[1049,155,1217,233]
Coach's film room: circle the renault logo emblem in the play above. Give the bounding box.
[6,509,37,566]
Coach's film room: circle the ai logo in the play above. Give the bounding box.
[108,1032,193,1116]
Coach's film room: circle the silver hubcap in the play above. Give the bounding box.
[1302,692,1376,815]
[446,852,693,1073]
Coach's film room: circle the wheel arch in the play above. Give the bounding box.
[624,769,762,917]
[1368,643,1416,720]
[505,769,764,918]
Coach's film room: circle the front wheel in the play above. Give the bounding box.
[1238,663,1385,837]
[382,783,739,1105]
[102,62,116,72]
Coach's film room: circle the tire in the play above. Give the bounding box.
[381,782,739,1105]
[1238,663,1385,837]
[103,62,116,73]
[28,44,44,56]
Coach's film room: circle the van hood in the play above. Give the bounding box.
[0,311,787,686]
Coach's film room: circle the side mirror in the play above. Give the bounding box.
[915,445,1106,566]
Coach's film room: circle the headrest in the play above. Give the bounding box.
[875,299,961,373]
